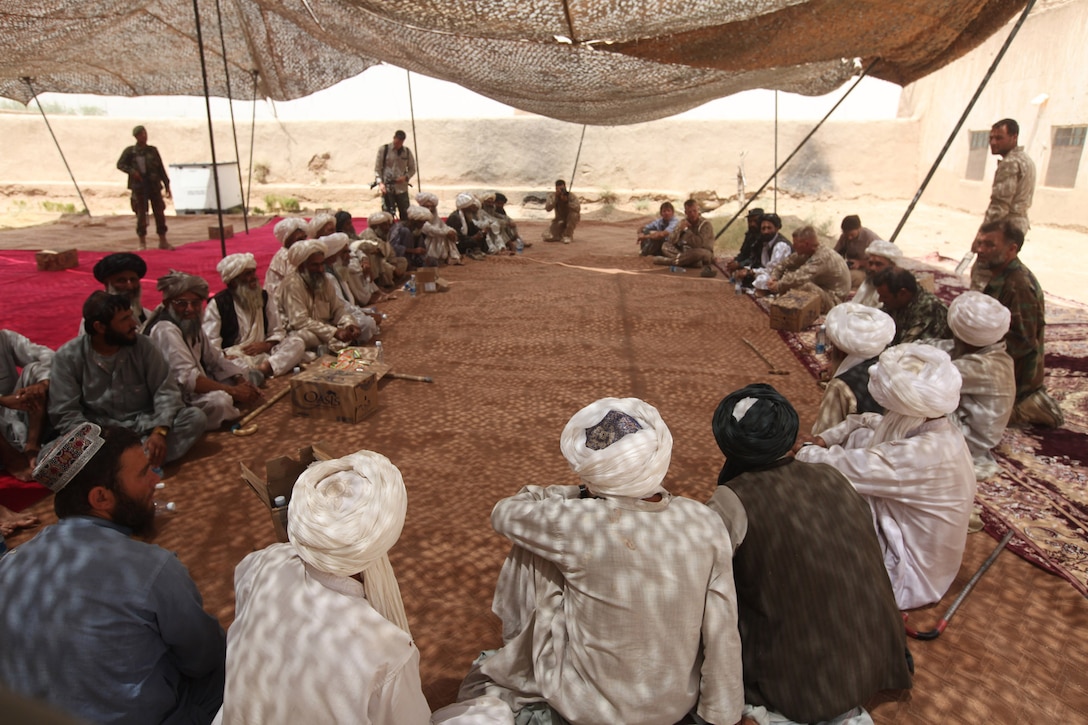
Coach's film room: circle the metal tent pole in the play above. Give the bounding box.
[214,0,248,233]
[407,70,421,194]
[22,77,90,217]
[246,71,259,221]
[569,124,587,191]
[192,0,228,257]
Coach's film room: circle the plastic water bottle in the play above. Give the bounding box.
[155,501,177,515]
[815,325,827,354]
[732,274,743,295]
[405,274,417,297]
[669,265,687,274]
[273,495,287,508]
[375,340,384,363]
[516,238,524,255]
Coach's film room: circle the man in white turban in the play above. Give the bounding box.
[203,253,306,380]
[357,211,410,287]
[812,302,896,434]
[853,239,903,307]
[264,217,310,300]
[459,398,743,725]
[307,212,335,240]
[416,192,462,265]
[925,291,1015,480]
[797,344,976,609]
[276,240,368,353]
[146,271,261,429]
[447,193,489,260]
[321,234,383,339]
[222,451,512,725]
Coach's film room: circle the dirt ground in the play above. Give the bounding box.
[2,207,1087,723]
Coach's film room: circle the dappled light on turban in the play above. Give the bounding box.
[156,270,208,300]
[288,450,411,634]
[455,193,478,210]
[307,213,334,239]
[559,397,671,499]
[407,205,431,222]
[368,211,393,226]
[415,192,439,207]
[948,291,1010,348]
[825,302,896,377]
[319,232,349,258]
[272,217,307,246]
[869,343,961,418]
[217,252,257,285]
[288,239,324,268]
[713,384,798,484]
[866,239,902,261]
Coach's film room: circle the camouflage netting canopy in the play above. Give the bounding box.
[0,0,1028,125]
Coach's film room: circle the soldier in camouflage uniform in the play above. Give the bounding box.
[872,267,952,346]
[116,125,172,250]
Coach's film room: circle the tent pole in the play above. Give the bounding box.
[214,0,248,234]
[22,77,90,217]
[407,70,421,194]
[715,58,880,240]
[889,0,1038,242]
[192,0,228,257]
[246,70,258,222]
[773,90,778,213]
[569,124,587,192]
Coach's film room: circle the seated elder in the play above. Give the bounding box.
[767,225,852,314]
[708,384,911,725]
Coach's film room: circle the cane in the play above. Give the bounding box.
[230,386,292,437]
[904,528,1015,640]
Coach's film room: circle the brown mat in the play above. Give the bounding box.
[7,219,1088,721]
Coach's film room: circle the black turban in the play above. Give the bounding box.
[712,383,799,485]
[93,253,147,283]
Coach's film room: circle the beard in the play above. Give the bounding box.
[303,270,326,291]
[232,283,264,314]
[103,325,137,347]
[163,307,202,346]
[107,284,142,311]
[112,486,157,538]
[760,231,776,243]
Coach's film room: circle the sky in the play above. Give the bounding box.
[31,63,904,124]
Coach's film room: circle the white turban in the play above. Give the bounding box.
[825,302,896,377]
[273,217,307,246]
[407,205,432,222]
[288,239,325,268]
[455,192,478,210]
[948,292,1011,348]
[415,192,439,207]
[307,213,334,239]
[559,398,672,499]
[216,252,257,285]
[479,191,496,203]
[368,211,393,227]
[320,232,350,258]
[288,450,411,634]
[869,343,962,419]
[866,239,903,261]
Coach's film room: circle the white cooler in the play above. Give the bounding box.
[168,162,243,213]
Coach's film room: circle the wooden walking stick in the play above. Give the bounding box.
[742,337,789,375]
[231,386,292,437]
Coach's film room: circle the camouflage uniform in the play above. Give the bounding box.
[661,217,714,267]
[888,289,952,345]
[116,143,170,237]
[984,146,1035,235]
[773,244,852,314]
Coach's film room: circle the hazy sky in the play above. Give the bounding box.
[33,63,903,124]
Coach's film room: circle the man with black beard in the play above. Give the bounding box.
[204,253,306,380]
[725,207,764,277]
[278,240,368,353]
[49,292,206,468]
[146,271,261,429]
[0,423,226,724]
[80,252,154,336]
[732,212,793,291]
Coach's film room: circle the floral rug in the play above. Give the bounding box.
[758,263,1088,597]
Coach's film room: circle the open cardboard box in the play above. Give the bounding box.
[239,441,342,542]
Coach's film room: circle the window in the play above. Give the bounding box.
[1045,125,1086,188]
[965,130,989,181]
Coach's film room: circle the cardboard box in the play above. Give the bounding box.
[35,249,78,272]
[208,224,234,240]
[769,289,821,332]
[240,442,339,542]
[290,364,379,423]
[415,267,442,293]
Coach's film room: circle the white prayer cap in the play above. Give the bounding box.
[825,302,896,357]
[288,450,412,634]
[33,423,106,493]
[367,210,393,227]
[455,192,478,210]
[866,239,902,261]
[288,239,325,268]
[415,192,439,207]
[948,291,1011,348]
[273,217,307,245]
[320,232,350,258]
[307,213,335,239]
[559,397,672,499]
[407,205,432,222]
[216,252,257,285]
[868,343,962,418]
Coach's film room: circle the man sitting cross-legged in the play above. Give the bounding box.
[653,198,718,277]
[708,384,912,725]
[796,343,975,610]
[459,397,743,725]
[0,329,53,480]
[812,302,896,435]
[50,292,206,469]
[204,253,306,381]
[83,252,155,334]
[263,217,310,300]
[321,234,385,336]
[222,449,512,725]
[767,225,852,314]
[0,423,225,723]
[146,271,262,430]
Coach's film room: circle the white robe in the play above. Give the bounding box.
[796,414,976,610]
[0,330,52,450]
[202,295,305,378]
